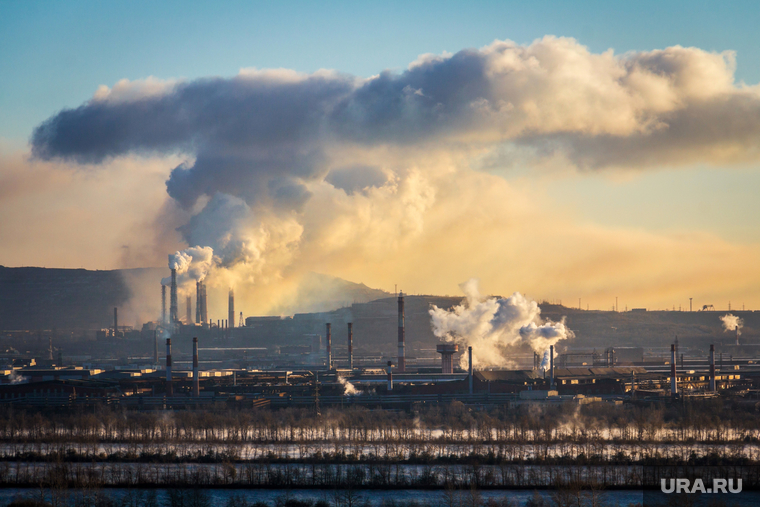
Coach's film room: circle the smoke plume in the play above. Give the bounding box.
[429,279,573,368]
[337,375,360,396]
[161,247,215,290]
[720,313,744,336]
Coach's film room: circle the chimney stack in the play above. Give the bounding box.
[347,323,353,370]
[709,344,716,391]
[170,268,178,324]
[671,344,678,396]
[228,289,235,335]
[398,292,406,372]
[468,346,473,394]
[550,345,555,389]
[196,281,201,324]
[153,330,158,364]
[201,283,208,326]
[166,338,173,397]
[113,307,118,338]
[161,285,166,325]
[193,337,200,397]
[387,361,393,391]
[48,337,53,361]
[326,323,332,369]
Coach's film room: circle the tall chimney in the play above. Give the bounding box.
[347,323,353,370]
[670,344,677,396]
[161,285,167,325]
[113,307,118,338]
[228,289,235,333]
[170,268,178,324]
[387,361,393,391]
[398,292,406,372]
[193,337,200,397]
[550,345,555,389]
[186,297,192,325]
[166,338,173,397]
[195,281,201,324]
[153,330,158,364]
[709,344,716,391]
[326,323,332,369]
[48,337,53,361]
[201,283,208,326]
[468,346,473,394]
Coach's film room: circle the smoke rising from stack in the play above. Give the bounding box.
[429,279,574,369]
[720,314,744,335]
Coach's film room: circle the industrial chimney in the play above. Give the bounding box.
[397,292,406,372]
[347,323,353,370]
[387,360,393,391]
[166,338,173,397]
[671,344,678,396]
[169,268,178,324]
[153,330,158,364]
[709,344,716,391]
[195,281,201,324]
[228,289,235,334]
[326,323,332,369]
[550,345,555,389]
[193,337,200,397]
[161,285,167,325]
[468,346,473,394]
[200,283,208,326]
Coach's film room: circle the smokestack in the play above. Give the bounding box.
[671,344,677,396]
[153,330,158,364]
[550,345,555,389]
[736,328,740,346]
[199,282,208,326]
[387,360,393,391]
[468,346,473,394]
[166,338,173,397]
[398,292,406,372]
[193,337,200,397]
[113,307,118,338]
[228,289,235,333]
[48,337,53,361]
[347,323,353,370]
[436,344,458,374]
[170,268,178,324]
[186,297,192,325]
[326,323,332,369]
[709,344,716,391]
[196,281,201,324]
[161,285,166,325]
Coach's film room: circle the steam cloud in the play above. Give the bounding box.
[720,313,744,336]
[337,375,360,396]
[161,247,214,290]
[26,37,760,314]
[429,279,573,368]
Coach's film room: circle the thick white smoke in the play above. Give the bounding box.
[720,313,744,336]
[161,246,215,288]
[429,279,573,369]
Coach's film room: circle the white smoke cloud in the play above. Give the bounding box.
[429,279,574,369]
[161,246,215,288]
[720,313,744,336]
[337,375,360,396]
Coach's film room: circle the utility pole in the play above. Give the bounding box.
[689,298,692,312]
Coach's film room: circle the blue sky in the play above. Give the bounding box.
[2,0,759,141]
[1,0,759,310]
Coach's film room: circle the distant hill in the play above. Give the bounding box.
[0,266,390,331]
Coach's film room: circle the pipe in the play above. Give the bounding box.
[550,345,555,389]
[670,344,677,396]
[397,293,406,372]
[347,323,353,370]
[170,268,178,324]
[161,285,166,325]
[228,289,235,331]
[387,361,393,391]
[326,323,332,369]
[113,307,118,338]
[166,338,173,397]
[709,344,716,391]
[193,337,200,397]
[468,346,473,394]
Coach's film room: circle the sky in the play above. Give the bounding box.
[1,0,759,315]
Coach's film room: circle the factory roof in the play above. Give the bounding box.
[474,370,544,382]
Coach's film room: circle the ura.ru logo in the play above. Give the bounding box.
[661,478,742,494]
